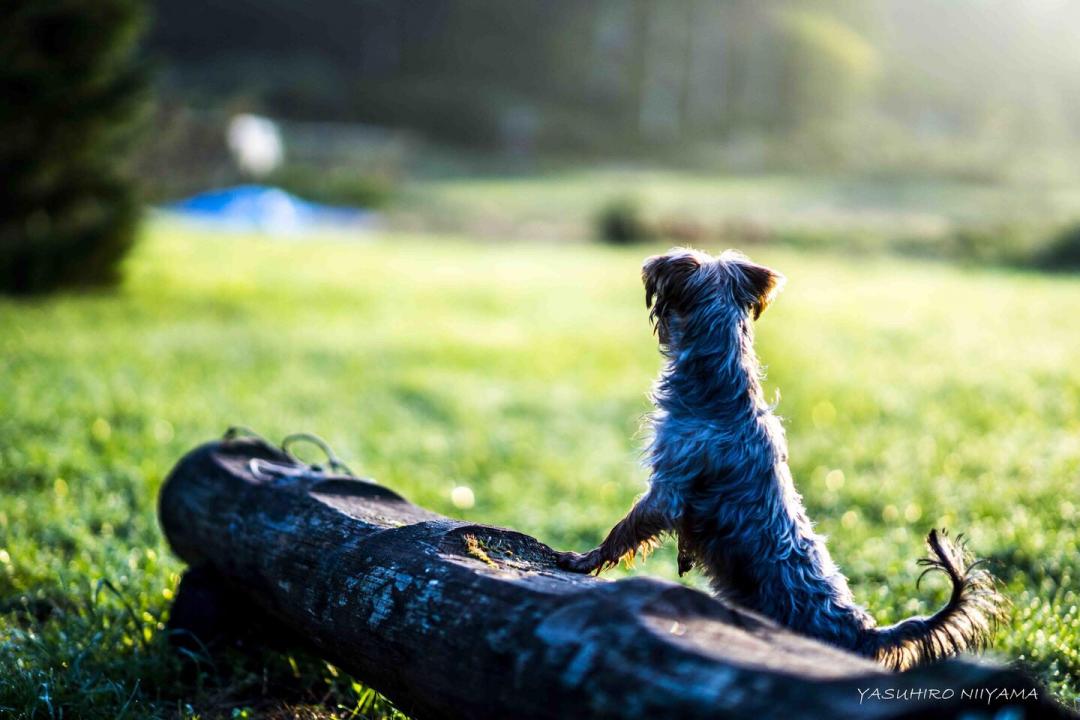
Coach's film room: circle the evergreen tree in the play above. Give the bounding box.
[0,0,147,294]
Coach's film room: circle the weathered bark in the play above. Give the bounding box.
[159,436,1068,720]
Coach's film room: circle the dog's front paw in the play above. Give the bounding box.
[555,550,604,574]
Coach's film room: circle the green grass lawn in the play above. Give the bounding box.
[1,221,1078,718]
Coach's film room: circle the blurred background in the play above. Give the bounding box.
[144,0,1080,261]
[11,0,1080,262]
[2,1,1080,719]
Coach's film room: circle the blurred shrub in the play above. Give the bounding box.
[595,197,653,245]
[268,164,396,209]
[0,0,148,295]
[1031,223,1080,272]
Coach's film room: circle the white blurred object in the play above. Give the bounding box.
[450,486,475,509]
[227,114,284,177]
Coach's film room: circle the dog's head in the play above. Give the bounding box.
[642,247,785,346]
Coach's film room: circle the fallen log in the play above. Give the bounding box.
[159,435,1070,720]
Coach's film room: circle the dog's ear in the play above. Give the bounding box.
[642,250,703,342]
[726,254,785,320]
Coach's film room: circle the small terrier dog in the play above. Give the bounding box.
[557,247,1005,670]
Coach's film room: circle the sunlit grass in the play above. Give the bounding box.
[1,220,1078,717]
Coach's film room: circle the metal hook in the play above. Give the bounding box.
[281,432,356,477]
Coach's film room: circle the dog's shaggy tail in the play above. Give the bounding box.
[861,529,1008,671]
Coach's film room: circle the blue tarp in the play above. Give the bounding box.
[163,185,376,234]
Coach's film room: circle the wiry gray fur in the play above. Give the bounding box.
[557,247,1006,670]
